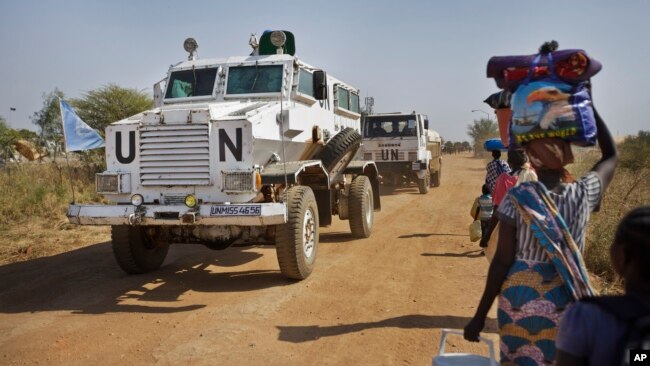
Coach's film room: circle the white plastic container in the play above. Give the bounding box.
[432,329,498,366]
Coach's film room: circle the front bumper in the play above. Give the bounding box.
[67,203,287,226]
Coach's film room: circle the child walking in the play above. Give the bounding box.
[472,184,494,246]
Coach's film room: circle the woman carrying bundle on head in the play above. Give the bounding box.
[464,41,618,366]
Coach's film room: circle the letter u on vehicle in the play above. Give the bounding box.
[116,131,136,164]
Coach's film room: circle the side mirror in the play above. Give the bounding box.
[424,119,429,130]
[313,70,328,101]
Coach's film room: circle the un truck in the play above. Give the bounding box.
[67,31,381,280]
[361,113,442,193]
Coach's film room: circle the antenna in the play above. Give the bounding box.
[364,96,374,115]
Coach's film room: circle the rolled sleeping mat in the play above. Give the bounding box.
[487,49,602,91]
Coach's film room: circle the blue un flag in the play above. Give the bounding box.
[60,99,105,152]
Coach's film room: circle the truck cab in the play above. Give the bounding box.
[361,112,442,193]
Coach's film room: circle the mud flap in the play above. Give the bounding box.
[313,189,332,227]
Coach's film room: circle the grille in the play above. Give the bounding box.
[222,171,254,192]
[139,124,210,186]
[408,152,418,161]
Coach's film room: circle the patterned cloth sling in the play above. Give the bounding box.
[508,181,595,301]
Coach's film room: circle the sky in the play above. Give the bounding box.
[1,0,649,142]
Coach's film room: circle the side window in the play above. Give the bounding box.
[297,68,314,97]
[337,86,349,110]
[334,84,360,118]
[350,92,360,113]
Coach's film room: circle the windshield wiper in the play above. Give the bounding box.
[250,61,259,92]
[192,65,197,96]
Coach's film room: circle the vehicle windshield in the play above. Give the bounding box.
[165,67,218,99]
[226,65,283,94]
[364,115,418,138]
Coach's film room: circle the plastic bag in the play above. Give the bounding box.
[469,198,478,219]
[469,220,482,242]
[509,53,597,147]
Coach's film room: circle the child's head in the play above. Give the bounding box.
[482,184,490,195]
[491,150,501,160]
[611,206,650,282]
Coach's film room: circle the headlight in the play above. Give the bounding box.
[185,195,197,208]
[131,194,144,206]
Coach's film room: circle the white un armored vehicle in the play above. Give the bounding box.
[361,112,442,193]
[67,31,381,280]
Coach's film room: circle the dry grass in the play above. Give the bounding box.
[568,135,650,293]
[0,162,110,265]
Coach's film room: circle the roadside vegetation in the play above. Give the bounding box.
[569,131,650,292]
[0,84,151,264]
[467,118,499,157]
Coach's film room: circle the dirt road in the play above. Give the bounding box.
[0,153,499,365]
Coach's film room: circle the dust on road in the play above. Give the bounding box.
[0,153,498,365]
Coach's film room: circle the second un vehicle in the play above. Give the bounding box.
[361,112,442,193]
[67,31,381,280]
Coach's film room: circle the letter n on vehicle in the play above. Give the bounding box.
[219,128,243,162]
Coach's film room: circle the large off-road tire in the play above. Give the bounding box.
[349,175,374,238]
[418,168,430,194]
[314,127,361,182]
[275,186,319,280]
[431,163,441,187]
[111,226,169,274]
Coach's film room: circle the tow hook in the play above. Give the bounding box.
[128,206,146,225]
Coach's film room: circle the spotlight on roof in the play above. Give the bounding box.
[183,38,198,60]
[270,31,286,54]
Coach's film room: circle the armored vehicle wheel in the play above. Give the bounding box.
[431,165,441,187]
[111,226,169,274]
[418,169,430,194]
[349,175,374,238]
[275,186,319,280]
[314,127,361,182]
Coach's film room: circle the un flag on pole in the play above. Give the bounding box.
[59,99,105,152]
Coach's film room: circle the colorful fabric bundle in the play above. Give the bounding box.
[487,49,602,92]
